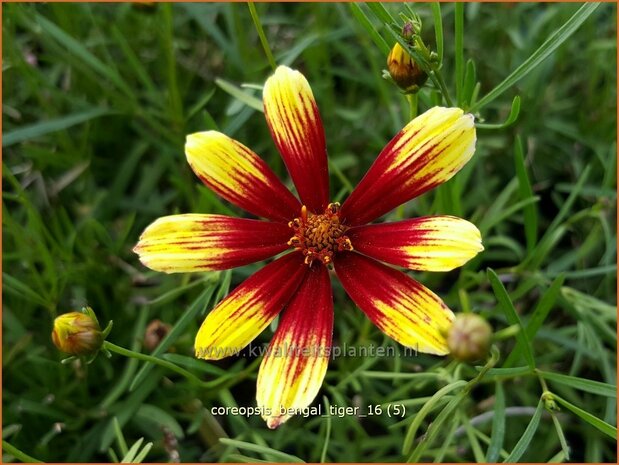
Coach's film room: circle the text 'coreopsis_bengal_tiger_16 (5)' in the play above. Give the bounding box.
[134,65,483,429]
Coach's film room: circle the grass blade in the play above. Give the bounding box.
[503,399,544,462]
[219,439,305,463]
[431,3,444,64]
[454,2,464,105]
[129,285,215,391]
[504,274,565,367]
[350,3,390,55]
[539,372,617,398]
[553,395,617,439]
[215,78,264,112]
[470,2,601,112]
[402,380,467,454]
[3,108,109,147]
[35,14,133,98]
[487,268,536,370]
[486,382,506,462]
[476,95,521,129]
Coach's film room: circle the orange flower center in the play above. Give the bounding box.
[288,203,353,267]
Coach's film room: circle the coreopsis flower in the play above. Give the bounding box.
[134,65,482,428]
[52,310,103,356]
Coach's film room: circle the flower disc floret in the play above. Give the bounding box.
[288,203,353,266]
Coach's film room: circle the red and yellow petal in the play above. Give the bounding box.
[185,131,300,222]
[133,214,293,273]
[335,253,454,355]
[257,265,333,429]
[348,216,483,272]
[195,253,307,360]
[341,107,476,226]
[263,66,329,213]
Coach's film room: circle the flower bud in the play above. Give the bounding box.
[52,311,103,356]
[387,43,427,93]
[447,313,492,362]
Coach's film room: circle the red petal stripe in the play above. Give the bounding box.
[341,107,476,226]
[186,131,301,222]
[257,264,333,428]
[335,253,454,355]
[263,66,329,213]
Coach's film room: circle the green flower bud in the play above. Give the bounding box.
[447,313,493,362]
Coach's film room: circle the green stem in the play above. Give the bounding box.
[431,2,444,64]
[248,2,277,71]
[454,2,464,106]
[103,341,204,386]
[432,69,454,106]
[2,440,42,463]
[406,93,418,121]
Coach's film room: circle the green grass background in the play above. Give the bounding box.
[3,2,617,463]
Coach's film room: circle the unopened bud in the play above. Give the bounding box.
[387,43,427,93]
[402,22,415,40]
[447,313,492,362]
[52,310,103,356]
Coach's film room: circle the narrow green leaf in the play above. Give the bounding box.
[121,437,144,463]
[551,413,571,460]
[480,366,533,377]
[248,2,277,71]
[161,353,226,375]
[522,166,590,270]
[350,3,390,56]
[540,372,617,398]
[504,274,565,367]
[130,286,215,391]
[454,2,464,106]
[553,395,617,439]
[503,400,544,462]
[487,268,536,370]
[136,404,185,439]
[402,380,467,454]
[366,2,395,25]
[2,440,42,463]
[486,382,506,462]
[35,14,133,97]
[476,96,521,129]
[110,26,158,99]
[2,273,49,307]
[113,417,129,457]
[320,396,332,463]
[431,3,444,64]
[407,387,469,462]
[471,2,601,112]
[132,442,153,464]
[219,439,305,463]
[462,59,477,108]
[215,78,263,112]
[3,108,110,147]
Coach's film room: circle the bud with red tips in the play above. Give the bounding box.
[52,307,105,356]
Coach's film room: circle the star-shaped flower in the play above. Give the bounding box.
[134,66,482,428]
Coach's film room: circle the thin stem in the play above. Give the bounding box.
[406,93,418,121]
[454,2,464,106]
[431,2,444,64]
[248,2,277,72]
[432,69,454,106]
[2,440,42,463]
[103,341,204,386]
